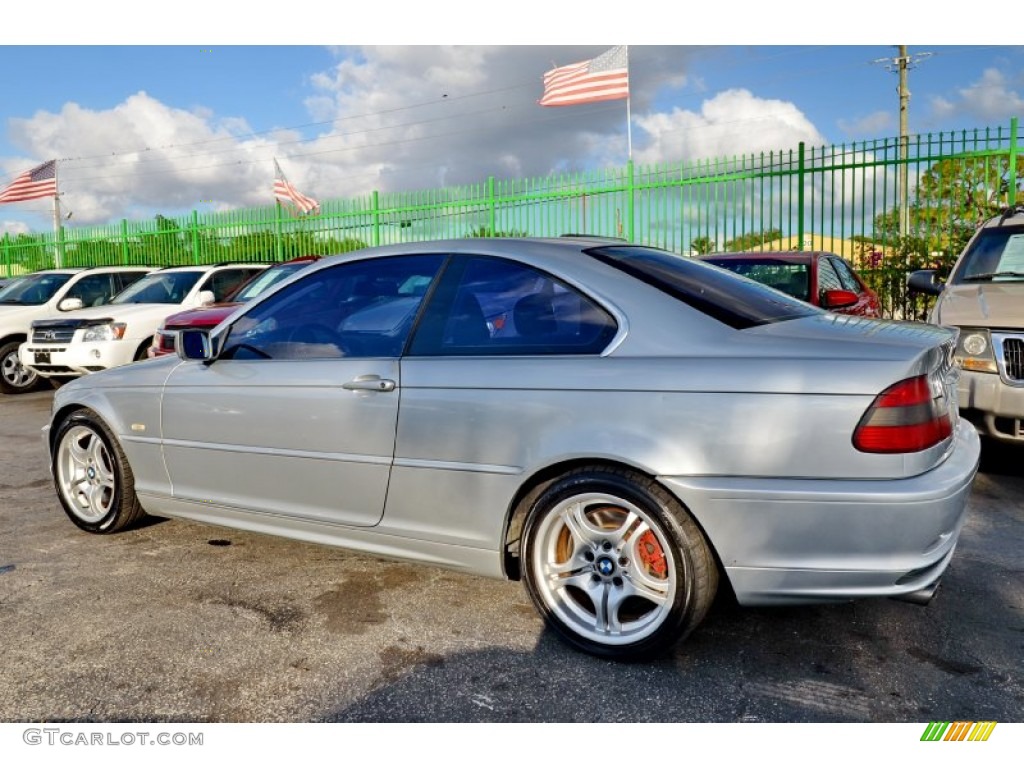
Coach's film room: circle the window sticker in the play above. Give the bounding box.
[996,233,1024,275]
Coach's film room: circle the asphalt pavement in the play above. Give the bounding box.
[1,389,1021,722]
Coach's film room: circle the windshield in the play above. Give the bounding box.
[0,272,74,305]
[231,261,314,303]
[589,246,819,329]
[701,258,811,301]
[951,225,1024,283]
[112,271,203,304]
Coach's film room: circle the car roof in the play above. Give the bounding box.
[981,205,1024,228]
[155,262,268,272]
[319,236,650,260]
[22,268,86,275]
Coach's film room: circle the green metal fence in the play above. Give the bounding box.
[3,118,1020,319]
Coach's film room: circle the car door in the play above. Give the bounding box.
[385,254,619,542]
[829,256,880,317]
[159,254,446,527]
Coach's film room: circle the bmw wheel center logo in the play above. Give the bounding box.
[596,557,615,576]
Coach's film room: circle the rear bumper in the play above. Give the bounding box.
[660,420,981,606]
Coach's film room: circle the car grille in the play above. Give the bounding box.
[31,327,75,343]
[1002,336,1024,382]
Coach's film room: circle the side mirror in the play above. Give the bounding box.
[197,290,216,306]
[907,269,944,296]
[58,297,84,311]
[176,329,215,362]
[821,289,858,310]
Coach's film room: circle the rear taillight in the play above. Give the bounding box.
[853,375,952,453]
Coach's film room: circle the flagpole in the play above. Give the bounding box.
[625,45,633,162]
[52,161,63,268]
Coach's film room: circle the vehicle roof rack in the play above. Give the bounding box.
[997,203,1024,224]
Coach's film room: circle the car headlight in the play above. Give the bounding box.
[954,328,997,373]
[82,323,127,342]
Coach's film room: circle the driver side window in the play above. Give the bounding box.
[220,255,445,360]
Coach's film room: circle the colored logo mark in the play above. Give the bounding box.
[921,721,997,742]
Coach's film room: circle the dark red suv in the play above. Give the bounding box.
[699,251,881,317]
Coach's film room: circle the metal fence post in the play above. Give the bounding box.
[191,210,201,264]
[1009,117,1019,207]
[797,142,806,249]
[372,191,381,247]
[488,176,496,236]
[274,201,284,261]
[626,160,635,242]
[120,219,130,265]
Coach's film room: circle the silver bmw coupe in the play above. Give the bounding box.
[45,237,981,659]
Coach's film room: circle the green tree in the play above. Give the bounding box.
[465,225,529,238]
[874,155,1022,259]
[725,228,782,251]
[689,236,716,254]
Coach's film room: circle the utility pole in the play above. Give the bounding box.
[898,45,910,238]
[873,46,932,237]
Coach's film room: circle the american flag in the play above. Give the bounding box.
[273,159,320,215]
[539,46,629,107]
[0,160,58,204]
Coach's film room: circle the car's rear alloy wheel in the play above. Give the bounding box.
[0,341,38,395]
[53,409,146,533]
[522,467,717,660]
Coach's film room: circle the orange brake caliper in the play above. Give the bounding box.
[636,531,667,579]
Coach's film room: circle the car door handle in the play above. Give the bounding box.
[342,376,396,392]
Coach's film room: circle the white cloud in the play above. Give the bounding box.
[838,110,894,137]
[1,220,30,235]
[634,89,826,165]
[0,46,826,229]
[928,67,1024,122]
[4,92,302,224]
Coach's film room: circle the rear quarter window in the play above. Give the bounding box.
[588,246,819,329]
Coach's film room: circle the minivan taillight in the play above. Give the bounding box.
[853,375,952,453]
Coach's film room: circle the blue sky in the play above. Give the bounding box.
[0,5,1019,233]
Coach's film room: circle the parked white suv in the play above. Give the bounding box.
[20,263,266,385]
[909,206,1024,444]
[0,266,152,394]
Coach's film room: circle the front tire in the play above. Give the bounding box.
[52,409,147,533]
[0,340,39,394]
[521,467,718,660]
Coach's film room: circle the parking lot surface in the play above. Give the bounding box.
[1,389,1021,722]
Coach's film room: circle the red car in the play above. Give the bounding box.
[148,257,321,357]
[699,251,881,317]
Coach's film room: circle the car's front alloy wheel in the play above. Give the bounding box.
[522,467,717,659]
[0,341,38,394]
[53,409,147,533]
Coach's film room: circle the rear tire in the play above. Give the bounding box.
[521,466,718,660]
[52,408,147,533]
[0,340,39,395]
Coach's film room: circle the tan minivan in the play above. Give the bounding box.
[909,208,1024,445]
